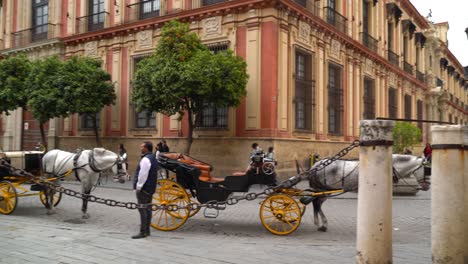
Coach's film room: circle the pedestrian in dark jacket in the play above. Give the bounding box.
[160,140,170,152]
[132,141,158,239]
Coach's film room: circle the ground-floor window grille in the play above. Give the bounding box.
[404,94,412,119]
[388,88,397,118]
[136,110,156,128]
[198,104,228,128]
[417,100,423,130]
[294,51,314,131]
[363,78,375,119]
[81,113,100,129]
[328,63,343,135]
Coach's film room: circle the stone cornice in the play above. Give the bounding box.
[395,0,430,29]
[0,38,64,55]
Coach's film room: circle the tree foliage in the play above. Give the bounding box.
[60,56,116,146]
[0,54,115,148]
[0,54,32,114]
[393,122,422,154]
[132,20,248,154]
[27,56,70,149]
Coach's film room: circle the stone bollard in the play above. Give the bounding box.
[431,125,467,264]
[356,120,395,264]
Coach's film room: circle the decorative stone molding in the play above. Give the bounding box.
[297,21,311,45]
[136,30,153,50]
[330,39,341,59]
[248,9,257,18]
[203,16,222,39]
[84,41,98,57]
[364,58,373,75]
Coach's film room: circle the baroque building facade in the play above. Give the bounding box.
[0,0,466,175]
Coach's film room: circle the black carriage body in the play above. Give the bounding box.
[158,154,276,204]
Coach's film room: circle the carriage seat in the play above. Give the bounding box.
[164,153,225,183]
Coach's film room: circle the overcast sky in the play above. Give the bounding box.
[411,0,468,67]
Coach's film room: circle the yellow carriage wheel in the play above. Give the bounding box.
[260,194,302,236]
[39,190,62,207]
[150,179,190,231]
[0,181,18,215]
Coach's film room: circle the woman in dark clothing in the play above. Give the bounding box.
[423,143,432,162]
[118,144,129,174]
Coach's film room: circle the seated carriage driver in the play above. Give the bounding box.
[232,143,264,176]
[132,141,158,239]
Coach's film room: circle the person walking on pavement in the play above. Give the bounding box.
[160,140,170,152]
[423,143,432,163]
[132,141,158,239]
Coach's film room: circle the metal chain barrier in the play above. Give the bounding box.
[38,140,361,212]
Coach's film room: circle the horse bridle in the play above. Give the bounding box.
[88,149,127,177]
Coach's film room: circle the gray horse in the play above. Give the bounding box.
[306,154,430,232]
[42,148,127,218]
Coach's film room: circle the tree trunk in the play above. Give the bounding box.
[185,108,194,155]
[92,114,102,147]
[39,122,48,151]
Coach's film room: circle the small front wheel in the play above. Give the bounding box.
[260,194,302,236]
[0,181,18,215]
[39,190,62,208]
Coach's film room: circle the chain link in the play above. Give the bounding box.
[36,140,360,212]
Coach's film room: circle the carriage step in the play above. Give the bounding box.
[203,208,219,219]
[299,196,315,205]
[30,184,45,191]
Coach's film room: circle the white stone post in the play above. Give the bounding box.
[431,125,467,264]
[356,120,395,264]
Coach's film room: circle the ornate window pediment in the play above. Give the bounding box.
[402,19,416,38]
[415,32,426,47]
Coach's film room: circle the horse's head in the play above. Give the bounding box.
[392,154,430,191]
[92,148,127,183]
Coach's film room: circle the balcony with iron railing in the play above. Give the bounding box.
[76,12,109,34]
[324,7,347,34]
[11,23,59,48]
[126,0,162,23]
[201,0,226,6]
[403,61,414,75]
[416,70,425,84]
[293,0,319,17]
[387,50,399,67]
[360,32,378,52]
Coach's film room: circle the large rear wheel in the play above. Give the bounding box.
[260,194,301,236]
[150,179,190,231]
[0,181,18,215]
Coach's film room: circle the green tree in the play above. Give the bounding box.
[62,56,116,147]
[0,54,32,113]
[393,122,422,154]
[132,20,248,154]
[27,56,70,150]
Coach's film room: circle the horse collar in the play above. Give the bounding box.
[88,149,102,173]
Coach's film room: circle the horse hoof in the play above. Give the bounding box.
[318,226,327,232]
[82,213,90,219]
[47,210,56,215]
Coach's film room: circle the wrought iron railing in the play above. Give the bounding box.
[360,32,378,52]
[436,78,443,87]
[201,0,226,6]
[11,23,58,47]
[293,0,319,17]
[387,50,399,67]
[403,61,414,75]
[76,12,109,34]
[416,70,425,84]
[324,7,347,34]
[126,0,162,23]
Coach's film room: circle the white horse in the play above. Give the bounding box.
[305,154,430,232]
[42,148,127,218]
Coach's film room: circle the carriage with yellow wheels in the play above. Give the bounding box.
[151,151,344,236]
[0,151,62,215]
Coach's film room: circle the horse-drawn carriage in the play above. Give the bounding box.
[0,151,62,215]
[151,151,344,235]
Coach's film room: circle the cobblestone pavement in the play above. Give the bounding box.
[0,181,430,264]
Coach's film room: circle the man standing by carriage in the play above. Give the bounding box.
[132,141,158,239]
